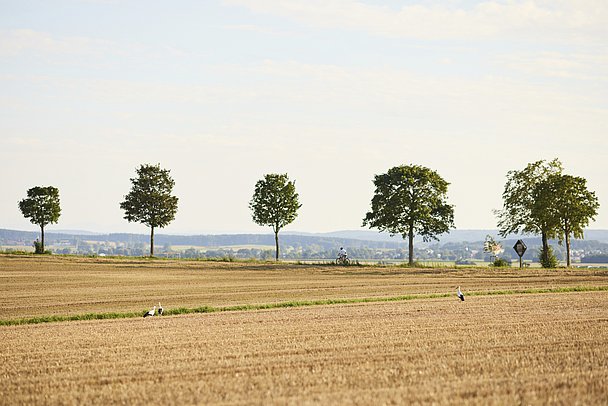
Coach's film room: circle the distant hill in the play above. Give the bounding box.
[0,229,404,250]
[3,228,608,261]
[2,228,608,248]
[296,229,608,244]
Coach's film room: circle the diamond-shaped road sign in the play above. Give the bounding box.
[513,240,527,257]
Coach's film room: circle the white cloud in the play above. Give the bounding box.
[0,29,111,57]
[0,29,188,62]
[223,0,608,42]
[223,24,295,37]
[3,58,605,139]
[4,58,605,183]
[496,51,608,81]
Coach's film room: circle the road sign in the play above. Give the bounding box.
[513,240,527,269]
[513,240,527,257]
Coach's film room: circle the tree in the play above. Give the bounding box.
[483,235,504,261]
[536,173,599,267]
[249,173,301,261]
[363,165,455,265]
[18,186,61,254]
[496,159,563,267]
[120,164,178,257]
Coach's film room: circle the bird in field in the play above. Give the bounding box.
[158,302,164,316]
[457,286,465,301]
[143,305,156,318]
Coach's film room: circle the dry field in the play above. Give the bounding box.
[2,293,607,405]
[1,255,608,405]
[2,255,608,320]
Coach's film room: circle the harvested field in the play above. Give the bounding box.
[2,292,607,405]
[1,255,607,404]
[2,255,608,320]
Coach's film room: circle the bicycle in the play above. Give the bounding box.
[335,255,350,265]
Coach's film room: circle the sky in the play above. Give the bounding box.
[1,0,607,235]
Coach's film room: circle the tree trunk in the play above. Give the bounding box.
[541,231,548,255]
[408,226,414,265]
[565,221,571,268]
[565,233,571,267]
[150,226,155,257]
[541,231,548,265]
[274,229,279,261]
[40,225,45,253]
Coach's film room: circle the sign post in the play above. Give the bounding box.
[513,240,527,269]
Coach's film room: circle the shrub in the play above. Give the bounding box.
[539,246,558,268]
[33,240,43,254]
[492,257,511,267]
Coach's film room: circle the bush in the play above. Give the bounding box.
[538,246,558,268]
[33,240,44,254]
[32,240,52,255]
[492,257,511,267]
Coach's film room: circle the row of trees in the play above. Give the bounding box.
[495,159,599,267]
[17,159,599,267]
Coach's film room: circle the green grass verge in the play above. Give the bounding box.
[2,286,608,327]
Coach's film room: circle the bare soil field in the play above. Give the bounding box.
[2,255,608,320]
[2,292,607,405]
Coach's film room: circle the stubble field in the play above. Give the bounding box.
[1,255,607,404]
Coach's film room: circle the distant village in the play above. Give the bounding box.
[2,229,608,264]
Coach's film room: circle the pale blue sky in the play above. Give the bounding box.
[1,0,607,234]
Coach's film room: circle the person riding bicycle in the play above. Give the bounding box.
[338,247,347,260]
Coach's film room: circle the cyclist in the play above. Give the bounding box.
[338,247,347,260]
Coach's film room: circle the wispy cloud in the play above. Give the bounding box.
[0,29,112,57]
[223,24,295,37]
[496,51,608,81]
[0,29,189,60]
[223,0,608,42]
[5,58,604,144]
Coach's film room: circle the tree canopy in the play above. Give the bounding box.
[18,186,61,253]
[363,165,455,265]
[496,158,563,267]
[120,164,178,256]
[497,158,600,267]
[535,173,599,266]
[249,173,301,261]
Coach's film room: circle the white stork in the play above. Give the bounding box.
[143,305,156,318]
[457,286,465,301]
[158,302,164,316]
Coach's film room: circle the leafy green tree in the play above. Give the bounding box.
[18,186,61,254]
[249,173,301,261]
[120,164,179,257]
[535,173,599,267]
[363,165,455,265]
[496,159,563,267]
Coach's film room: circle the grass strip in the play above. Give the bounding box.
[2,285,608,327]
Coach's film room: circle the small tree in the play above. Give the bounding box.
[496,159,562,267]
[483,235,504,262]
[120,164,179,257]
[363,165,455,265]
[249,173,301,261]
[18,186,61,254]
[537,173,599,267]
